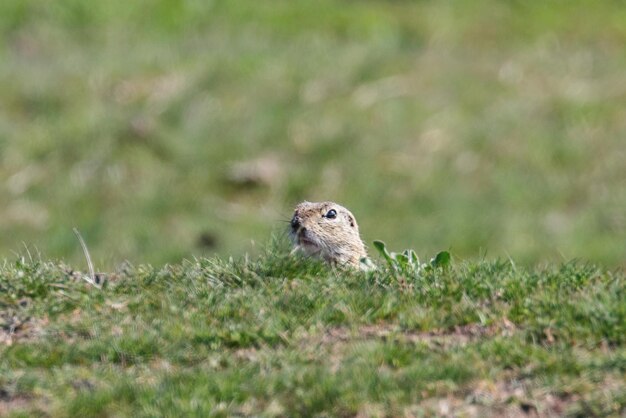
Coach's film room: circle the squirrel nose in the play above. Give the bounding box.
[291,216,301,231]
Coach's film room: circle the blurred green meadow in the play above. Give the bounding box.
[1,0,625,267]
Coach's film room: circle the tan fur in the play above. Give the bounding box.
[290,201,367,268]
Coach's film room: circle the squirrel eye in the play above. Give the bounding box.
[325,209,337,219]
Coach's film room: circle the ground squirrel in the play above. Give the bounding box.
[290,201,368,268]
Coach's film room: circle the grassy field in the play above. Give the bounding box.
[1,0,625,267]
[1,1,625,416]
[1,242,625,417]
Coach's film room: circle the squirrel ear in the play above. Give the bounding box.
[348,215,355,228]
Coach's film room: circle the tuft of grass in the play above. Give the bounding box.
[1,245,624,416]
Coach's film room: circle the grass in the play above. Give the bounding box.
[1,1,625,415]
[1,0,625,267]
[1,239,624,416]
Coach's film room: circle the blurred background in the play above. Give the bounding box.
[0,0,625,267]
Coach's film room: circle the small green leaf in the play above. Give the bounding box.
[402,249,419,266]
[430,251,451,269]
[395,253,409,267]
[373,240,393,264]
